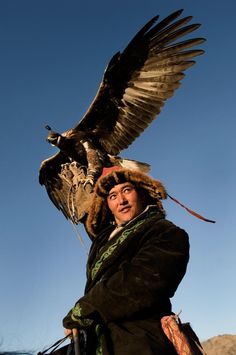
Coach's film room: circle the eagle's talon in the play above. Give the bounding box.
[83,175,95,188]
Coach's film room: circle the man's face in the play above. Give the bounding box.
[107,182,144,226]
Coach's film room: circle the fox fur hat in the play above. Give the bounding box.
[85,168,167,237]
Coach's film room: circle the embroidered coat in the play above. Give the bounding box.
[63,207,189,354]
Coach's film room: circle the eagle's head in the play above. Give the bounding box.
[45,125,62,147]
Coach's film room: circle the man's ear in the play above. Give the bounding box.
[140,194,148,208]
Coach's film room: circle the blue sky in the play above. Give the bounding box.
[0,0,235,352]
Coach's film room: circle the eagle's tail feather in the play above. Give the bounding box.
[108,155,151,173]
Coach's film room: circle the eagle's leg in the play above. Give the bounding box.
[81,140,104,187]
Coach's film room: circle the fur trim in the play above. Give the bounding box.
[86,169,167,238]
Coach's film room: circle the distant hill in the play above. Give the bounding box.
[201,334,236,355]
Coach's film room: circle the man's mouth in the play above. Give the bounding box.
[119,206,131,213]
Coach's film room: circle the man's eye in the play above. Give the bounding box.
[109,194,116,200]
[124,187,132,193]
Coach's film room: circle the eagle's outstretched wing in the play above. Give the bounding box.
[75,9,205,154]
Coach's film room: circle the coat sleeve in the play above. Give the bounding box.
[63,221,189,329]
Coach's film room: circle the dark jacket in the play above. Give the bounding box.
[63,206,189,354]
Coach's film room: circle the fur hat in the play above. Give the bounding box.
[85,168,167,237]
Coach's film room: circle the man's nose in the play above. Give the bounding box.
[118,192,128,205]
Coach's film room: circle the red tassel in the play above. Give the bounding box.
[167,194,215,223]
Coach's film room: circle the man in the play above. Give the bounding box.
[63,168,189,354]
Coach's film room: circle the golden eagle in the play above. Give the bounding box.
[39,9,205,224]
